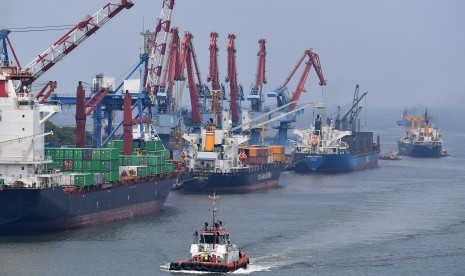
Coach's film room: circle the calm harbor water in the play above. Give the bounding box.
[1,121,465,275]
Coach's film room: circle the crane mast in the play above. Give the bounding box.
[248,39,267,112]
[18,0,134,88]
[208,32,222,125]
[145,0,175,105]
[226,34,239,123]
[179,32,202,125]
[272,49,326,111]
[159,27,181,113]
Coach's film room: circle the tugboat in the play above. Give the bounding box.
[169,194,249,273]
[397,109,442,157]
[379,151,402,160]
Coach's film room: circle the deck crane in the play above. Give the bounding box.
[247,39,267,112]
[267,48,326,145]
[179,32,203,127]
[35,81,57,104]
[207,32,223,125]
[226,34,241,124]
[334,84,368,131]
[1,0,134,90]
[144,0,175,105]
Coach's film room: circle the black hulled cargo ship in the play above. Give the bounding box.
[179,122,285,193]
[0,74,178,234]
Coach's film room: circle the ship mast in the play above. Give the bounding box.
[209,193,219,227]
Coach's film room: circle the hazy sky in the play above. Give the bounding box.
[2,0,465,114]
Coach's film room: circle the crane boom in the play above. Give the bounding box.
[226,34,239,122]
[179,33,202,124]
[248,39,266,112]
[145,0,175,105]
[20,0,134,87]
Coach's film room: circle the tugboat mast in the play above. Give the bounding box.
[209,193,219,228]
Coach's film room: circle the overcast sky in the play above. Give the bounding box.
[2,0,465,117]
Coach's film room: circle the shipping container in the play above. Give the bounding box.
[73,160,83,171]
[248,156,268,165]
[164,163,175,173]
[91,160,101,171]
[73,173,95,187]
[102,171,119,182]
[100,160,119,171]
[100,148,119,160]
[83,149,92,160]
[272,153,285,162]
[146,140,164,151]
[73,148,83,160]
[91,149,101,160]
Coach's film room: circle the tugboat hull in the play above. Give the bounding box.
[169,255,249,272]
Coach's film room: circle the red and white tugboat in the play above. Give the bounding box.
[169,194,249,273]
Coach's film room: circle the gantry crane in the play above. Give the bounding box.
[267,48,326,145]
[247,39,267,112]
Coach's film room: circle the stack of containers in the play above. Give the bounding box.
[270,145,285,162]
[243,146,270,165]
[45,147,120,184]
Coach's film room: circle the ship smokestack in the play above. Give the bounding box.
[75,81,86,147]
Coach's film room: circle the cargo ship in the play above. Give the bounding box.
[179,116,285,193]
[397,109,442,157]
[0,74,177,234]
[169,193,249,272]
[291,114,380,172]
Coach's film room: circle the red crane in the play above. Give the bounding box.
[207,32,221,124]
[179,32,202,124]
[145,0,175,105]
[277,49,326,110]
[249,39,267,112]
[14,0,134,88]
[35,81,57,104]
[160,27,181,111]
[226,34,239,123]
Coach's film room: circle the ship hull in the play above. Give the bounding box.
[0,176,175,234]
[180,163,284,193]
[292,151,379,172]
[397,141,442,157]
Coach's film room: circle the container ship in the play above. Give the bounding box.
[0,75,177,234]
[179,117,285,193]
[291,114,380,172]
[397,109,442,157]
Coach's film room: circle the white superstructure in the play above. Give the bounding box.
[0,71,61,187]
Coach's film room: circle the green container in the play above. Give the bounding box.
[147,156,162,166]
[73,149,83,160]
[146,140,164,151]
[63,148,74,159]
[136,166,148,177]
[73,173,95,187]
[82,160,92,171]
[102,170,119,182]
[100,148,119,161]
[164,163,174,173]
[91,160,101,171]
[120,156,133,166]
[91,149,101,160]
[131,156,141,166]
[55,148,64,159]
[44,148,53,159]
[108,140,124,149]
[100,160,119,171]
[55,160,64,170]
[74,160,83,171]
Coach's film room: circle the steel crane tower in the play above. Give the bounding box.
[247,39,267,112]
[267,48,326,145]
[207,32,223,125]
[226,34,241,124]
[145,0,175,105]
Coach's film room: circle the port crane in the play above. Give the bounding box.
[0,0,134,90]
[179,32,203,127]
[267,48,326,145]
[206,32,224,126]
[334,84,368,131]
[145,0,175,105]
[247,39,267,112]
[226,34,242,125]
